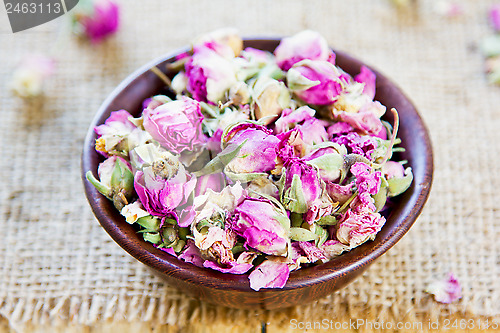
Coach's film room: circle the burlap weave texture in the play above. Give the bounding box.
[0,0,499,332]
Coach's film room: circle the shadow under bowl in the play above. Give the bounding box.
[81,38,433,310]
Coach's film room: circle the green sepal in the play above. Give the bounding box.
[143,232,161,244]
[340,154,372,183]
[286,67,321,91]
[317,215,338,226]
[314,225,328,247]
[110,158,134,196]
[231,244,246,256]
[178,227,190,241]
[387,167,413,197]
[283,174,308,213]
[194,139,247,177]
[85,171,111,198]
[172,240,186,253]
[136,215,161,231]
[306,152,343,177]
[224,167,268,183]
[372,177,389,213]
[290,227,319,242]
[290,213,304,228]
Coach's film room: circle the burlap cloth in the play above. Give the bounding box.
[0,0,499,332]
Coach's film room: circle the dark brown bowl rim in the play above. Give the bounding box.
[82,37,433,294]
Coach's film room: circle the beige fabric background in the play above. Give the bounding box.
[0,0,499,332]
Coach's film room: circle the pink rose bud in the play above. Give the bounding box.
[287,60,347,105]
[134,158,196,221]
[195,227,254,274]
[86,156,134,210]
[491,5,500,32]
[223,123,281,175]
[193,27,243,58]
[335,101,386,135]
[94,110,138,156]
[281,158,323,213]
[232,197,290,256]
[274,30,334,71]
[320,239,351,259]
[142,97,206,154]
[73,0,120,43]
[185,47,237,104]
[295,118,329,146]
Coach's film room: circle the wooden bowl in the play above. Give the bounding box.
[82,38,433,310]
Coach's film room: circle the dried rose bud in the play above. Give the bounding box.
[222,124,281,179]
[10,54,55,98]
[251,77,290,125]
[382,162,413,197]
[336,209,386,247]
[232,197,290,256]
[86,156,134,210]
[274,30,334,71]
[72,0,120,43]
[193,27,243,58]
[274,106,316,134]
[142,97,206,154]
[228,81,250,106]
[287,60,347,105]
[94,110,144,156]
[134,163,196,221]
[280,158,323,213]
[185,47,237,104]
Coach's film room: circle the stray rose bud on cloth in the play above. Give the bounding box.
[481,4,500,85]
[425,272,462,304]
[10,55,55,98]
[72,0,120,43]
[87,29,413,290]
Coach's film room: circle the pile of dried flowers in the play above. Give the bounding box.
[86,29,413,290]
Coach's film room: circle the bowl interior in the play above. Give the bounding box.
[82,39,433,293]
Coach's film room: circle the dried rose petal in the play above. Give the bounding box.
[426,272,462,304]
[354,65,376,100]
[248,259,290,291]
[351,162,382,195]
